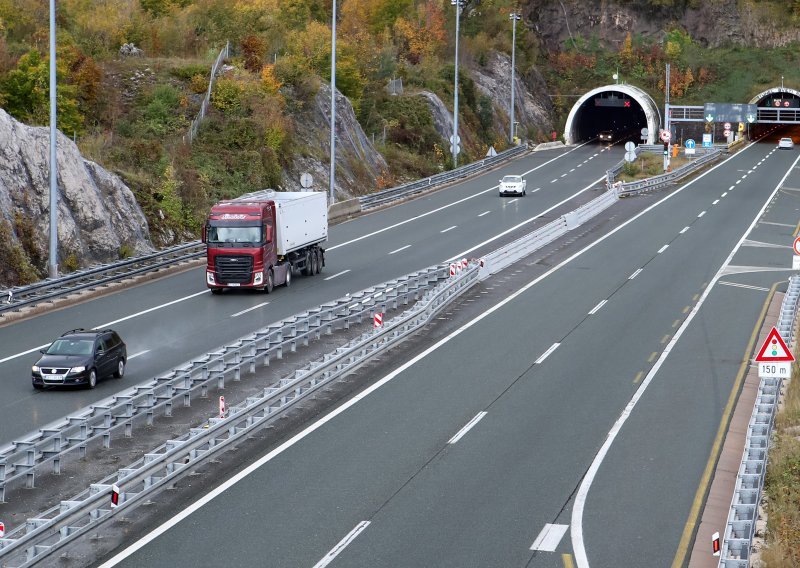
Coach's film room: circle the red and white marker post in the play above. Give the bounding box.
[449,263,457,277]
[219,395,226,419]
[712,531,720,556]
[0,521,5,538]
[373,312,383,329]
[111,484,120,508]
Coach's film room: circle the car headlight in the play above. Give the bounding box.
[32,365,40,373]
[206,271,216,285]
[253,271,264,285]
[69,366,86,374]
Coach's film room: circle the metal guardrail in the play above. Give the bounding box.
[479,189,618,280]
[184,41,230,145]
[607,147,722,197]
[0,242,205,318]
[719,275,800,567]
[0,265,449,503]
[0,263,479,566]
[359,144,529,210]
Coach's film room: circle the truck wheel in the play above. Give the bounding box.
[314,249,322,274]
[284,266,292,287]
[210,288,223,295]
[302,252,312,276]
[310,251,318,276]
[265,269,274,293]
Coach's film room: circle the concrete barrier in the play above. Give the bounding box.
[328,198,362,223]
[534,141,566,151]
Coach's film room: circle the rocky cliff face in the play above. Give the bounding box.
[283,83,389,199]
[526,0,800,50]
[0,108,153,285]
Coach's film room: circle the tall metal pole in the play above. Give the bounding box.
[48,0,58,277]
[509,12,521,144]
[664,62,670,173]
[329,0,337,205]
[451,0,462,169]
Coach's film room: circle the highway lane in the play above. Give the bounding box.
[94,137,799,567]
[0,142,617,444]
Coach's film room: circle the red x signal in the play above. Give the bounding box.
[623,100,631,108]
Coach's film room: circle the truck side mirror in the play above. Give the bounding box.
[201,224,207,243]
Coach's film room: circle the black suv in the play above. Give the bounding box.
[32,329,127,389]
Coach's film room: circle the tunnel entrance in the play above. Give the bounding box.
[564,85,661,145]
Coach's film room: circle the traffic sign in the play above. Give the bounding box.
[755,327,794,362]
[724,122,731,130]
[660,130,671,142]
[702,133,713,148]
[373,312,383,328]
[793,237,800,256]
[624,141,636,152]
[746,114,756,123]
[450,144,461,155]
[705,114,714,122]
[640,127,649,136]
[300,172,313,189]
[449,134,461,145]
[724,129,732,137]
[624,151,637,162]
[685,139,696,149]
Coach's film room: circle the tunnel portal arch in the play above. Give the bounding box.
[749,87,800,107]
[564,84,661,145]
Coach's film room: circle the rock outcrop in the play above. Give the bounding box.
[416,91,454,143]
[0,108,153,284]
[527,0,800,51]
[283,83,389,199]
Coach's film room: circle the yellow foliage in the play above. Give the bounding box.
[260,63,283,95]
[620,32,633,64]
[665,40,681,61]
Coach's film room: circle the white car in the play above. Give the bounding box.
[499,175,526,196]
[779,137,794,149]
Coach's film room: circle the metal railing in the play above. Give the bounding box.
[184,41,230,145]
[719,275,800,566]
[359,144,529,210]
[0,265,449,503]
[607,146,722,197]
[0,263,479,566]
[0,243,205,318]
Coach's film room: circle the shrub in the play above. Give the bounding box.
[211,77,243,114]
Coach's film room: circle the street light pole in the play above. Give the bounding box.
[509,12,521,144]
[451,0,463,169]
[329,0,337,205]
[48,0,58,277]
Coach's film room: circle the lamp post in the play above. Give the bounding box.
[451,0,464,169]
[329,0,337,205]
[509,12,521,144]
[48,0,58,277]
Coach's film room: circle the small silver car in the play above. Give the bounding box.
[499,175,527,196]
[779,137,794,149]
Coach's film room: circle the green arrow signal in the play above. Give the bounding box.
[705,114,714,122]
[747,114,756,123]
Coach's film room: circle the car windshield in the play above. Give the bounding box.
[502,176,522,183]
[781,138,792,142]
[46,339,94,356]
[207,225,262,244]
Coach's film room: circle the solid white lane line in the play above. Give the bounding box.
[532,187,541,193]
[94,290,208,329]
[478,211,491,217]
[698,211,706,218]
[324,269,352,281]
[628,269,643,280]
[657,245,669,254]
[718,281,771,292]
[441,226,457,233]
[712,199,720,205]
[588,300,607,315]
[325,146,587,252]
[312,521,371,568]
[231,302,269,318]
[535,343,560,364]
[128,350,150,360]
[571,151,800,568]
[447,177,604,261]
[388,245,411,255]
[531,524,570,552]
[0,344,49,364]
[680,227,690,234]
[448,412,488,444]
[507,199,519,204]
[100,143,754,568]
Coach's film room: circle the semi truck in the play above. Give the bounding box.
[202,190,327,294]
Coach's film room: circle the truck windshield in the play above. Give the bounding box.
[207,225,262,244]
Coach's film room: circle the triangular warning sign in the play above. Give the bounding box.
[754,327,795,362]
